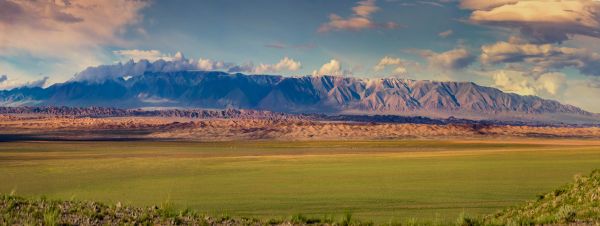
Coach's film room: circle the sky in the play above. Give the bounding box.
[2,0,600,112]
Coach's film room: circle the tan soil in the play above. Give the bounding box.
[1,114,600,141]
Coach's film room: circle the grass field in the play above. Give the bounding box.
[1,139,600,224]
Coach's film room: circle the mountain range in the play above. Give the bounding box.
[0,71,597,123]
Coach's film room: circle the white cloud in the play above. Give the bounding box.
[421,48,475,70]
[72,54,200,83]
[537,73,567,96]
[0,75,49,90]
[460,0,519,10]
[253,57,302,74]
[72,53,304,83]
[462,0,600,43]
[318,0,398,32]
[0,0,149,55]
[562,79,600,113]
[0,0,150,82]
[490,70,566,96]
[196,58,230,71]
[373,56,408,75]
[490,72,600,113]
[312,59,344,76]
[480,41,600,76]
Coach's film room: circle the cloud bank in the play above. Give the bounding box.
[73,52,303,83]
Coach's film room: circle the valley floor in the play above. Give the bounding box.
[1,115,600,141]
[1,139,599,223]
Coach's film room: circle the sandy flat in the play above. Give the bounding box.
[1,114,600,141]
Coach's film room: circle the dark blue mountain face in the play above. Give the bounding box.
[0,71,594,122]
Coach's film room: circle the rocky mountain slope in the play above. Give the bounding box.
[0,71,596,122]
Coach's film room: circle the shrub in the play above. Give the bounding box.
[43,207,60,226]
[557,205,576,222]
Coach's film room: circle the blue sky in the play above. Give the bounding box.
[2,0,600,112]
[129,0,492,76]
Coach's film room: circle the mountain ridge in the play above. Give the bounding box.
[0,71,597,123]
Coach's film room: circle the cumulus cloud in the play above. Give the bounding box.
[197,57,301,75]
[491,70,567,96]
[438,29,453,38]
[253,57,302,74]
[462,0,600,43]
[420,48,475,70]
[73,52,303,83]
[73,57,200,83]
[373,56,408,74]
[0,0,149,81]
[480,41,600,76]
[196,58,232,71]
[0,75,7,84]
[312,59,344,76]
[318,0,398,32]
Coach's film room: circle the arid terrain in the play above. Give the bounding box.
[2,112,600,141]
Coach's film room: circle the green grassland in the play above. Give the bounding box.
[477,169,600,225]
[1,140,599,224]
